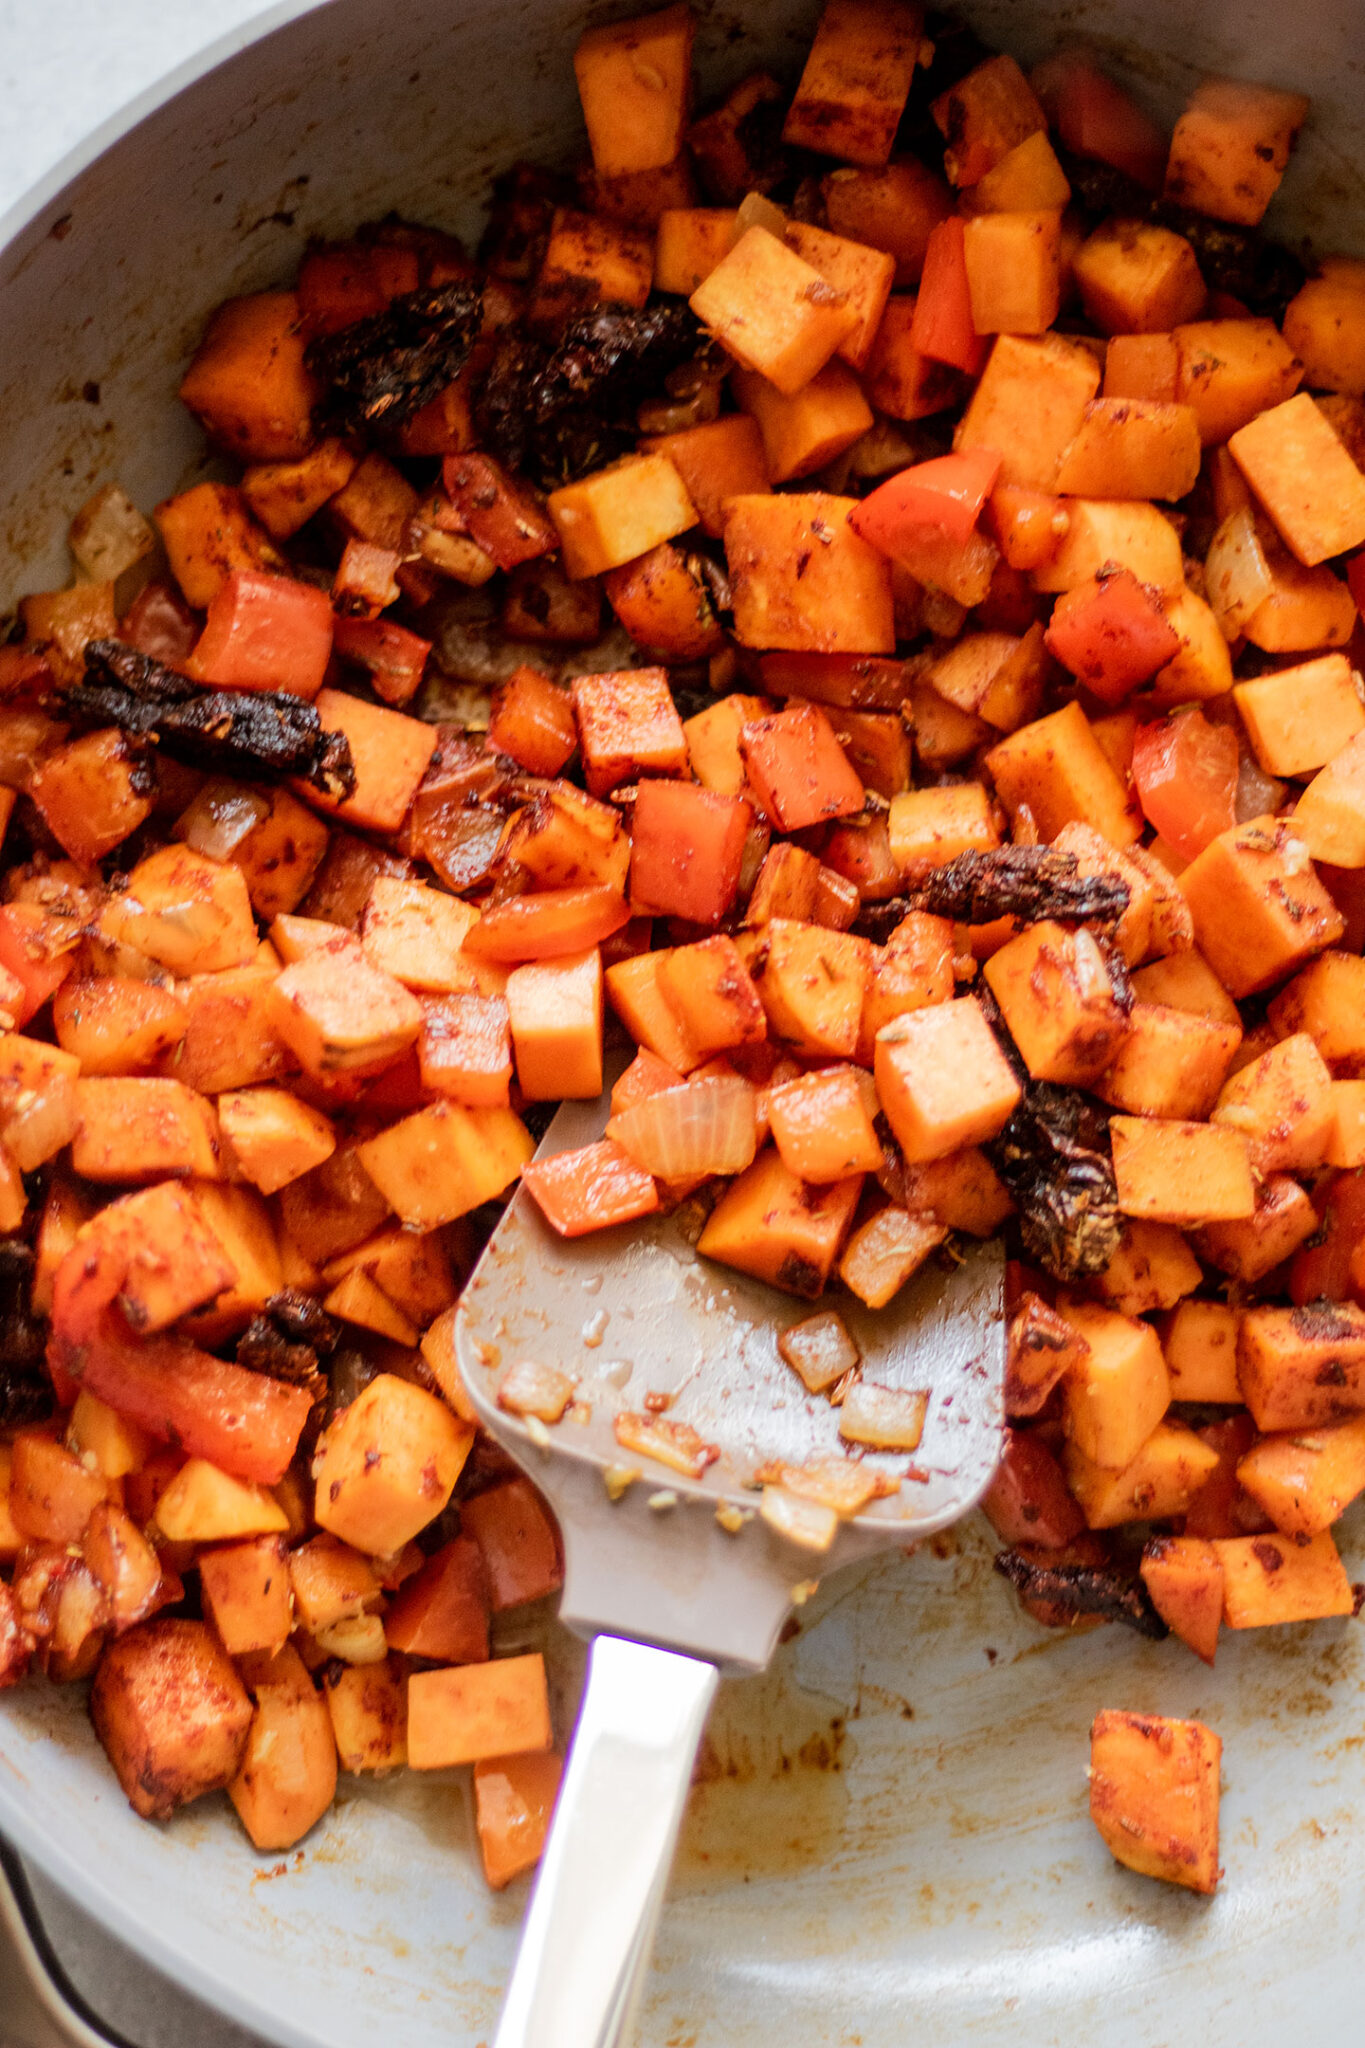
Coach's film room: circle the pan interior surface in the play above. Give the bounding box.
[1,1,1364,2043]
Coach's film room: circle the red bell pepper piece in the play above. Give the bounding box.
[442,453,558,572]
[521,1139,660,1238]
[628,781,753,925]
[756,652,908,710]
[911,218,988,376]
[1130,708,1239,861]
[1044,565,1182,703]
[1290,1169,1365,1306]
[463,885,630,963]
[979,1428,1086,1549]
[0,903,75,1027]
[47,1243,313,1486]
[297,241,421,337]
[120,578,201,666]
[331,614,431,707]
[739,702,866,833]
[1030,49,1169,193]
[851,447,1002,555]
[188,569,334,700]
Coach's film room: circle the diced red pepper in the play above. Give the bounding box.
[441,454,558,572]
[297,242,421,337]
[854,449,1002,556]
[0,647,53,695]
[1130,708,1238,861]
[628,781,753,925]
[463,885,630,962]
[48,1243,312,1486]
[487,665,578,776]
[331,614,431,707]
[187,569,334,700]
[1290,1169,1365,1306]
[911,218,988,376]
[0,903,75,1026]
[756,652,909,710]
[740,702,866,832]
[1044,566,1182,703]
[979,1428,1085,1548]
[521,1138,660,1237]
[120,578,201,666]
[1030,49,1168,193]
[1181,1415,1274,1539]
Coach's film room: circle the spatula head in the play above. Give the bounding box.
[455,1084,1005,1672]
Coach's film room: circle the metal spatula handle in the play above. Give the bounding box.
[494,1635,719,2048]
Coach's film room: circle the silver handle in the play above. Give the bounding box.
[493,1635,718,2048]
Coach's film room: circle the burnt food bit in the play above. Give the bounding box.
[986,1081,1122,1282]
[0,1241,53,1428]
[474,302,710,485]
[305,281,483,438]
[994,1548,1168,1638]
[236,1289,340,1385]
[902,847,1130,928]
[70,641,355,800]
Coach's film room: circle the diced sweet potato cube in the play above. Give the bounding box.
[961,128,1070,212]
[985,699,1140,846]
[638,416,770,538]
[1230,390,1365,567]
[313,1373,474,1556]
[768,1064,883,1182]
[1268,950,1365,1068]
[102,844,257,977]
[782,0,924,167]
[955,332,1100,491]
[1072,220,1205,336]
[84,1180,237,1334]
[1005,1293,1088,1416]
[1233,652,1365,777]
[1236,1411,1365,1539]
[1294,732,1365,869]
[155,1459,289,1544]
[474,1749,563,1889]
[740,702,865,831]
[1096,1003,1240,1121]
[1215,1528,1354,1626]
[488,667,578,778]
[1178,815,1344,997]
[1066,1420,1220,1528]
[603,540,724,659]
[304,690,437,837]
[573,4,694,175]
[408,1651,552,1769]
[179,291,317,461]
[657,935,765,1056]
[359,877,479,994]
[1059,1298,1170,1470]
[154,483,284,609]
[743,920,873,1059]
[1165,75,1309,227]
[1140,1536,1224,1665]
[1161,1299,1241,1403]
[733,359,874,484]
[784,220,897,369]
[654,207,738,294]
[697,1145,863,1296]
[28,729,155,866]
[887,784,1000,871]
[1110,1115,1253,1225]
[267,940,422,1078]
[1238,1300,1365,1432]
[606,949,704,1072]
[1091,1220,1201,1317]
[240,438,357,540]
[549,453,696,579]
[1196,1174,1317,1283]
[324,1658,408,1774]
[418,993,513,1107]
[1089,1709,1222,1893]
[1104,332,1180,403]
[983,919,1128,1086]
[1174,317,1303,445]
[71,1077,221,1184]
[1054,398,1202,502]
[199,1536,293,1657]
[90,1619,253,1820]
[962,210,1062,336]
[1326,1079,1365,1167]
[229,1651,337,1851]
[506,947,603,1101]
[533,205,653,322]
[691,228,857,395]
[1211,1031,1334,1175]
[874,995,1021,1163]
[861,298,959,420]
[357,1102,532,1229]
[571,666,687,796]
[218,1087,336,1195]
[725,492,894,654]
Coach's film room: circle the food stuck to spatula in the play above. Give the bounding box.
[0,0,1362,1905]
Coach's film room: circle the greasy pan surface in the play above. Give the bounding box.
[3,2,1365,2043]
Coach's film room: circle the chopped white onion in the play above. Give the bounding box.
[176,780,270,862]
[1205,508,1273,642]
[608,1077,758,1181]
